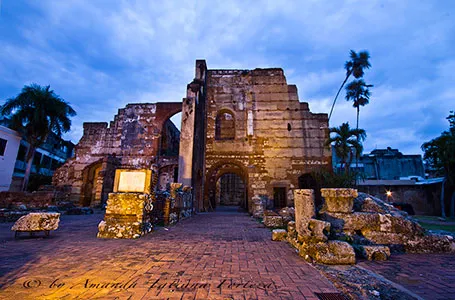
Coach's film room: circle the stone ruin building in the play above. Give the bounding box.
[53,60,330,213]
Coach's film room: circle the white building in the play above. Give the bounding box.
[0,125,21,191]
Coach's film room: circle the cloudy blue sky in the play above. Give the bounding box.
[0,0,454,155]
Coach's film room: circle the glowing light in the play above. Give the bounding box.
[386,191,392,197]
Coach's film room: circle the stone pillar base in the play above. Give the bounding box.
[97,193,152,239]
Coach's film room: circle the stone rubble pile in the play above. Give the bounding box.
[271,188,455,265]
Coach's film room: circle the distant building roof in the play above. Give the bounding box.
[358,177,444,186]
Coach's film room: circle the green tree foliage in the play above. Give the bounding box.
[422,111,455,217]
[0,84,76,191]
[327,122,366,174]
[328,50,371,120]
[310,169,358,189]
[345,79,373,130]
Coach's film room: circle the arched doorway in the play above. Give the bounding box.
[206,162,248,211]
[81,160,103,207]
[216,173,246,207]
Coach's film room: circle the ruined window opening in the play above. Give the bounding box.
[160,112,181,156]
[215,111,235,140]
[287,123,292,131]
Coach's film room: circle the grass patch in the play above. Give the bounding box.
[412,215,455,222]
[418,223,455,234]
[411,215,455,234]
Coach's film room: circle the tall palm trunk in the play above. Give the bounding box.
[22,146,36,191]
[356,106,360,172]
[356,106,360,131]
[328,71,352,121]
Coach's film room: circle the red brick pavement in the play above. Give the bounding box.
[0,207,337,299]
[359,253,455,300]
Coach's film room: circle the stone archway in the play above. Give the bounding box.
[205,162,248,211]
[216,173,246,207]
[80,160,103,207]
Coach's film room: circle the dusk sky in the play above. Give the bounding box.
[0,1,454,155]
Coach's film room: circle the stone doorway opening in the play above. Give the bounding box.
[215,173,246,208]
[157,112,181,190]
[273,187,287,209]
[80,160,103,207]
[206,162,249,212]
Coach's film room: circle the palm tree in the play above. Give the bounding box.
[326,122,366,174]
[0,84,76,191]
[328,50,371,121]
[345,79,373,131]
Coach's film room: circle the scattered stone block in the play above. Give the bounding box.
[263,212,284,228]
[388,215,425,236]
[405,234,455,253]
[252,195,265,218]
[12,212,60,237]
[361,230,409,245]
[294,189,315,236]
[308,219,331,242]
[321,212,382,237]
[321,188,358,213]
[287,221,297,239]
[278,207,295,223]
[360,197,387,214]
[272,229,287,241]
[302,240,356,265]
[360,245,391,261]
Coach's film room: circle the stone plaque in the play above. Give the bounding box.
[113,169,152,193]
[118,171,146,192]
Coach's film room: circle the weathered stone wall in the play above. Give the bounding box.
[0,187,71,209]
[53,103,182,206]
[204,68,330,212]
[53,60,330,212]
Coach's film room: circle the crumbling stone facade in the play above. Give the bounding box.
[53,103,181,206]
[200,63,330,212]
[54,60,330,212]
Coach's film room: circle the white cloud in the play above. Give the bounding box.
[0,0,454,156]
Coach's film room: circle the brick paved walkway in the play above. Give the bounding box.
[359,253,455,300]
[0,207,337,299]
